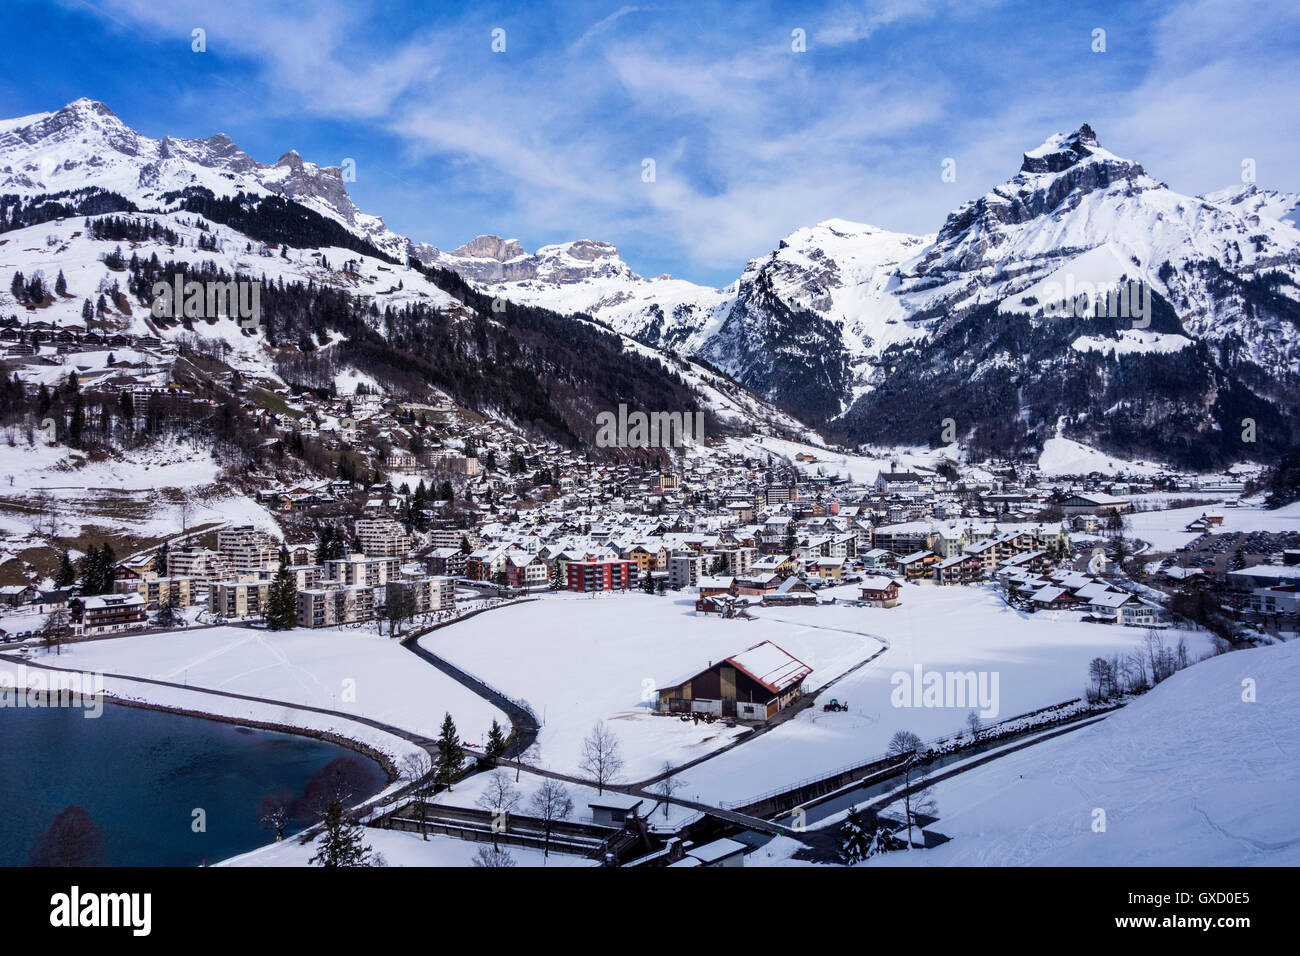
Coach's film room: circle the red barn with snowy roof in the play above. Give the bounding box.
[655,640,812,721]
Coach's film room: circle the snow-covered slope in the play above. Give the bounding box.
[868,640,1300,866]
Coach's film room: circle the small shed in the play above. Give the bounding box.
[589,795,644,828]
[687,837,746,867]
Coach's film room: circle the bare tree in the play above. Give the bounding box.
[401,751,435,839]
[26,491,61,543]
[965,710,982,739]
[515,739,540,783]
[257,791,295,841]
[476,770,521,847]
[655,761,679,819]
[1087,657,1111,702]
[41,609,70,656]
[472,845,517,868]
[529,779,573,858]
[887,730,928,848]
[579,721,624,795]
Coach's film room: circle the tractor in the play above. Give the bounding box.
[822,698,848,712]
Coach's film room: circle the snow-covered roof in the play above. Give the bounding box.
[726,641,812,694]
[687,837,746,863]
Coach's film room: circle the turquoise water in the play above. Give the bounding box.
[0,700,386,866]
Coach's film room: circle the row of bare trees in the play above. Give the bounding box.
[1086,630,1194,702]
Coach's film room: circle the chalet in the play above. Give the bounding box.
[0,585,36,607]
[424,547,467,577]
[656,640,812,721]
[1084,590,1161,626]
[505,551,548,588]
[696,575,735,599]
[962,538,1002,572]
[69,593,147,636]
[1028,585,1075,610]
[695,593,733,615]
[763,577,817,607]
[859,575,901,608]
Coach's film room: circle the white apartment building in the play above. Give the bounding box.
[355,518,412,560]
[216,525,281,570]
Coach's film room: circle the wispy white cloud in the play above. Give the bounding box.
[63,0,1300,284]
[569,5,644,52]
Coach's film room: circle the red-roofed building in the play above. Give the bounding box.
[655,640,812,721]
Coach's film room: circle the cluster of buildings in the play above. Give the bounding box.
[109,521,451,630]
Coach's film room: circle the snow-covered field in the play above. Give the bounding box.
[850,640,1300,866]
[671,582,1215,805]
[30,625,507,754]
[1125,500,1300,552]
[419,591,884,780]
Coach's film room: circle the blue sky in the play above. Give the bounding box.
[4,0,1299,286]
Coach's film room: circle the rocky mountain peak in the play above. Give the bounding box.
[1020,123,1106,175]
[451,235,527,261]
[275,149,305,170]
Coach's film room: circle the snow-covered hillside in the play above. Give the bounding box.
[861,640,1300,866]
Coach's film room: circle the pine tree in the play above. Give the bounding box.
[308,799,372,867]
[119,390,134,431]
[68,393,85,447]
[266,563,297,630]
[485,719,507,762]
[55,270,67,296]
[840,807,872,863]
[55,552,76,588]
[80,545,106,595]
[154,541,170,575]
[435,712,464,790]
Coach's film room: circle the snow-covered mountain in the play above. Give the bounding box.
[439,123,1300,467]
[0,99,817,455]
[0,98,408,259]
[4,100,1297,468]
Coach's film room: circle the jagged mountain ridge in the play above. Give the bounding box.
[440,124,1300,467]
